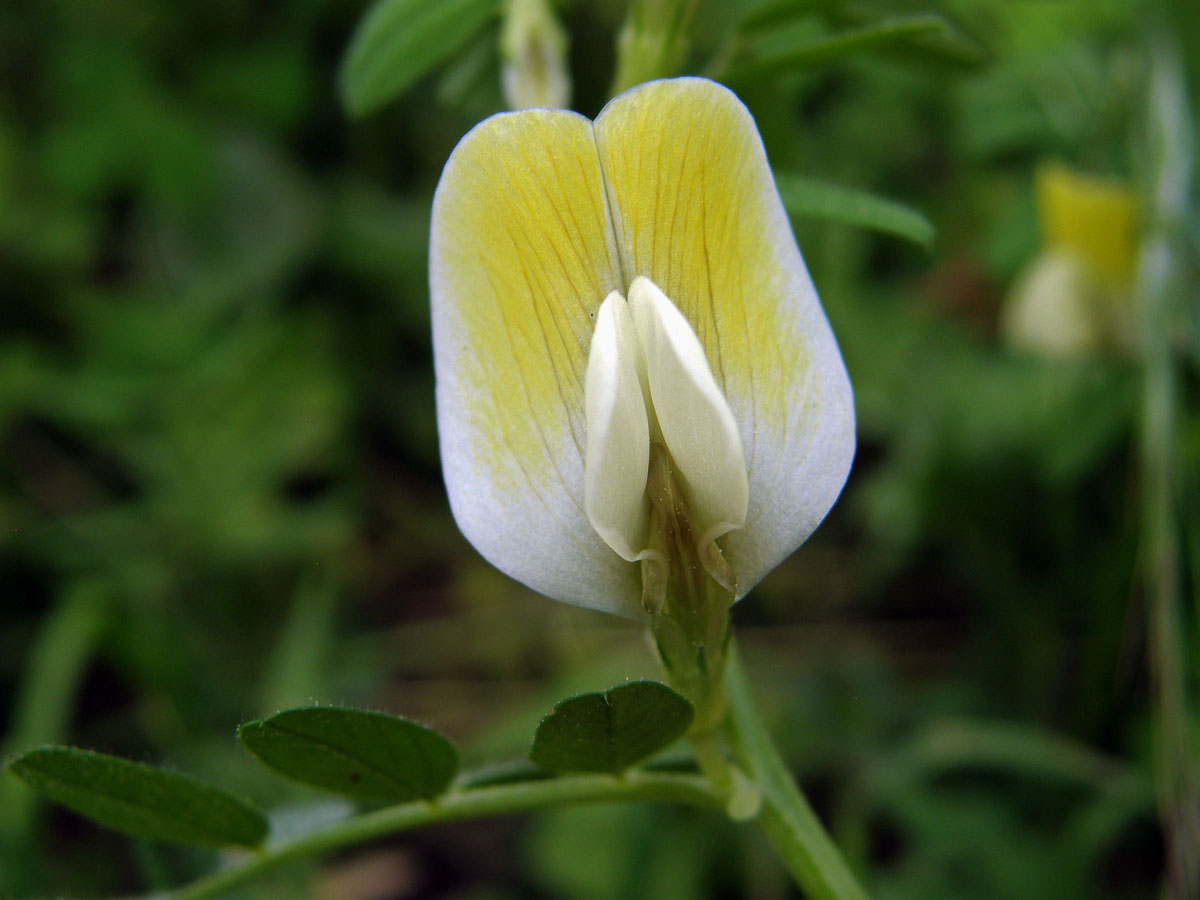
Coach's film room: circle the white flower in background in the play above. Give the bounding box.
[430,77,855,619]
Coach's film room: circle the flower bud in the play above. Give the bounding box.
[500,0,570,110]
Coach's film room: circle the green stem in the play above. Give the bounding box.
[1138,24,1200,899]
[170,770,721,900]
[723,641,871,900]
[689,727,734,796]
[168,642,869,899]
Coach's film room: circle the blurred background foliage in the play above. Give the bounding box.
[1,0,1196,897]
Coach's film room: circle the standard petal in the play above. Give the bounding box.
[430,107,642,616]
[593,78,855,596]
[584,292,651,561]
[627,277,747,545]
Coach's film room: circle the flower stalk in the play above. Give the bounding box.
[724,642,871,900]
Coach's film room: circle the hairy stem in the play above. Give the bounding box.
[171,771,721,900]
[724,641,871,900]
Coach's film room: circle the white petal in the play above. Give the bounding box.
[584,292,651,561]
[593,78,856,597]
[628,276,748,542]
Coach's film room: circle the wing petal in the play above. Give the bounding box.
[584,292,651,563]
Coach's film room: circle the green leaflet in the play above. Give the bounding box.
[7,746,267,848]
[530,681,694,775]
[775,172,936,247]
[340,0,500,117]
[726,13,981,80]
[239,706,458,803]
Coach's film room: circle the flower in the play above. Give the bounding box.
[1001,163,1138,357]
[430,77,855,621]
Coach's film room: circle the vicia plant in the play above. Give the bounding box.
[431,76,855,727]
[5,75,871,900]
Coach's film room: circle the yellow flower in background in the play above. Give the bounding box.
[1002,162,1139,356]
[1037,162,1138,287]
[430,78,855,620]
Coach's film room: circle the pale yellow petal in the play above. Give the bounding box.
[593,78,855,596]
[430,108,641,615]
